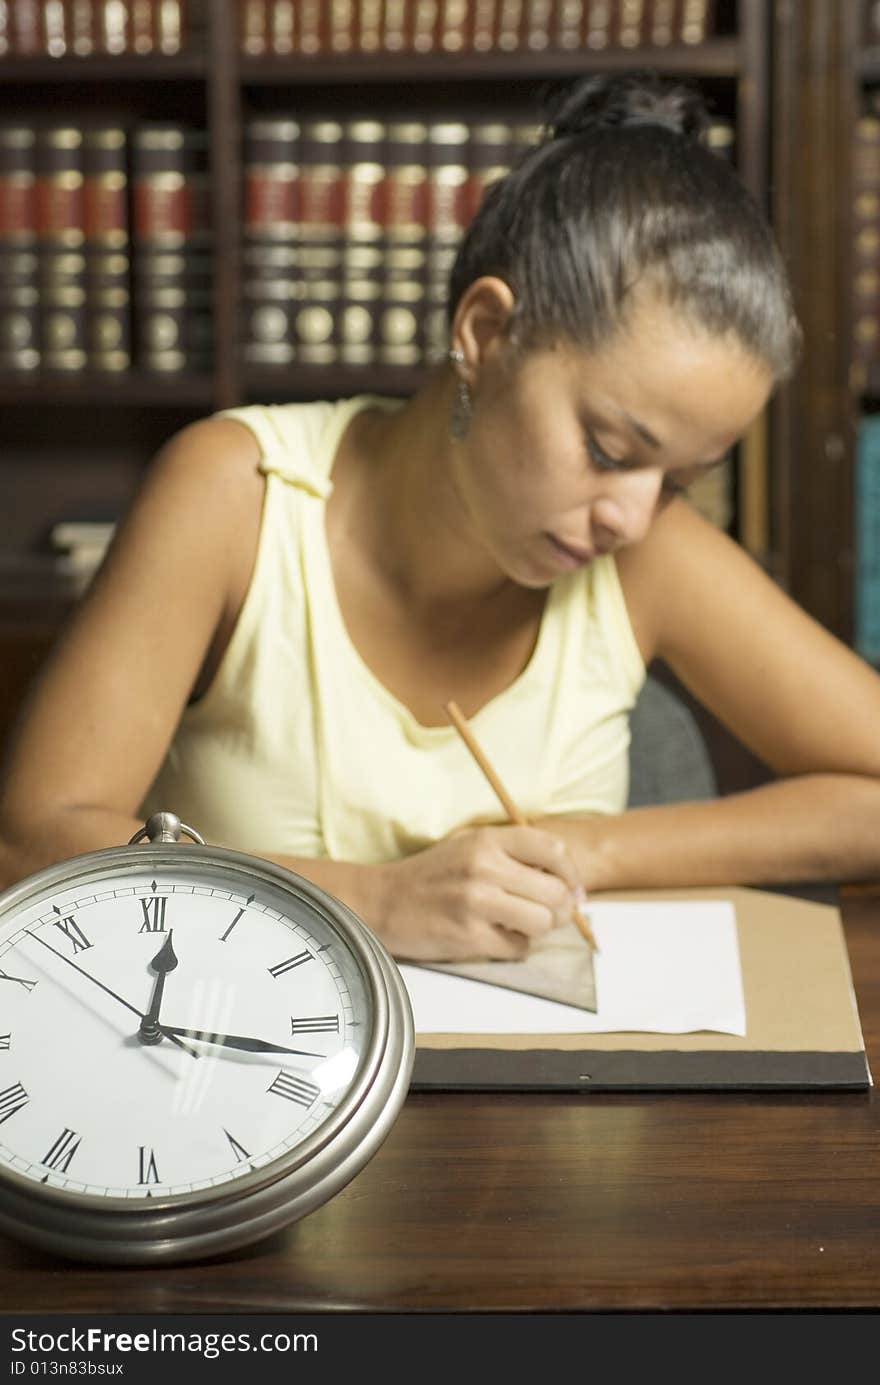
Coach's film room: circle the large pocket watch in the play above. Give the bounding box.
[0,813,414,1264]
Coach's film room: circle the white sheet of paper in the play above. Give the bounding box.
[399,900,746,1036]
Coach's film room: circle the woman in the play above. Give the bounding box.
[2,73,880,961]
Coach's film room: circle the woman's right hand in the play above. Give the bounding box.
[370,824,583,962]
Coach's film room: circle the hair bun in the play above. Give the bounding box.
[542,72,709,142]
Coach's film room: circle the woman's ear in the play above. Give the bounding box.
[450,276,517,378]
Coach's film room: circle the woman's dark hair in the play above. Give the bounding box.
[448,73,801,379]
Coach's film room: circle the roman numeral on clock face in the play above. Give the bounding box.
[267,1071,320,1107]
[52,914,92,955]
[267,951,312,978]
[0,1082,28,1125]
[139,897,167,933]
[42,1127,81,1173]
[0,969,36,993]
[223,1128,250,1162]
[290,1015,340,1035]
[138,1146,160,1184]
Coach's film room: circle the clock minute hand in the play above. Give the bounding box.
[26,930,200,1060]
[159,1024,323,1058]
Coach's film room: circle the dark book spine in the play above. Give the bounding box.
[239,0,269,53]
[649,0,678,45]
[496,0,524,50]
[424,119,469,364]
[852,112,880,394]
[154,0,185,53]
[36,126,88,372]
[83,125,130,372]
[66,0,98,55]
[241,115,299,365]
[471,0,497,50]
[356,0,383,52]
[328,0,355,52]
[411,0,438,53]
[340,118,385,366]
[132,122,212,371]
[269,0,295,53]
[95,0,129,52]
[523,0,554,50]
[11,0,42,52]
[128,0,156,52]
[381,119,428,367]
[680,0,715,44]
[381,0,406,51]
[0,125,39,371]
[294,118,344,364]
[297,0,325,54]
[43,0,69,54]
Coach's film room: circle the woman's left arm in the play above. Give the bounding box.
[537,499,880,890]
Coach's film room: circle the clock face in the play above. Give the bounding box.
[0,853,376,1203]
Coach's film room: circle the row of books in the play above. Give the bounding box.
[239,0,718,56]
[0,108,734,374]
[0,120,211,372]
[0,0,197,55]
[244,105,731,368]
[0,0,720,59]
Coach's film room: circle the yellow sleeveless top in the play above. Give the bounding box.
[141,397,646,862]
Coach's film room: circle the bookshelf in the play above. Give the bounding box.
[0,0,779,734]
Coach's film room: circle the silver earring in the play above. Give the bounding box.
[448,347,472,441]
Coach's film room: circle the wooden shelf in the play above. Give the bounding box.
[0,371,216,408]
[0,54,207,82]
[244,363,429,402]
[240,40,742,86]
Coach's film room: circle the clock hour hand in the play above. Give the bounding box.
[159,1024,323,1058]
[26,930,200,1060]
[138,932,178,1046]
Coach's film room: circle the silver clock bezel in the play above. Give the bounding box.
[0,841,414,1263]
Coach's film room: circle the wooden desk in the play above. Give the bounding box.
[0,890,879,1313]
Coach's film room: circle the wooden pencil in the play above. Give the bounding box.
[443,699,599,953]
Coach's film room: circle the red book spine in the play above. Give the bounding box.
[381,119,428,367]
[0,124,39,371]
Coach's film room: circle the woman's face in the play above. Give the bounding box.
[451,294,774,589]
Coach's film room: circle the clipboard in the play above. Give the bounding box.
[409,886,872,1091]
